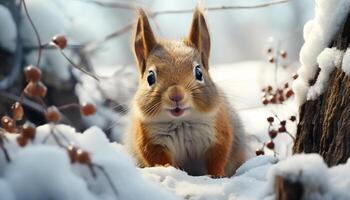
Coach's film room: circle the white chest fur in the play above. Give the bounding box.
[147,119,217,164]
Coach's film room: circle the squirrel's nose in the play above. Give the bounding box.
[169,95,183,103]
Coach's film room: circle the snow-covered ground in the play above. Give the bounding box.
[1,123,350,200]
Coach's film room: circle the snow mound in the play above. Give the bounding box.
[0,5,17,53]
[267,154,350,200]
[0,124,179,200]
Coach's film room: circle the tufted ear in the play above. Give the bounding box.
[133,9,157,75]
[188,7,210,69]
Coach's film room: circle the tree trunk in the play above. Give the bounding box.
[275,176,303,200]
[293,12,350,166]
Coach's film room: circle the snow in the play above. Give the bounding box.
[266,154,350,199]
[1,123,350,200]
[0,5,17,53]
[307,48,342,100]
[0,125,180,200]
[342,48,350,75]
[294,0,350,105]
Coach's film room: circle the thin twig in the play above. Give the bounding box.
[84,23,134,53]
[57,103,80,110]
[59,49,100,81]
[0,145,11,162]
[21,0,42,67]
[150,0,293,17]
[74,0,140,10]
[92,163,118,198]
[0,91,44,113]
[84,0,294,52]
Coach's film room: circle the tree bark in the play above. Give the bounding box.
[275,176,303,200]
[293,12,350,166]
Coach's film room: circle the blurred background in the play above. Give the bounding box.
[0,0,314,156]
[48,0,314,68]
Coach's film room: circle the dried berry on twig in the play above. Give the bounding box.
[22,123,36,140]
[45,106,61,123]
[17,135,28,147]
[255,149,265,156]
[24,81,47,98]
[52,35,67,50]
[24,65,42,82]
[1,116,16,133]
[11,102,24,121]
[80,103,97,116]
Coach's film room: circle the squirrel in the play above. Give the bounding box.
[124,7,247,177]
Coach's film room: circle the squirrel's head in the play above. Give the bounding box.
[132,8,220,121]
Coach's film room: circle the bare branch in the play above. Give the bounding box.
[150,0,293,16]
[21,0,42,67]
[83,0,294,52]
[74,0,140,10]
[83,22,134,53]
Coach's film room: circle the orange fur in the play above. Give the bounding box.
[134,119,173,167]
[206,104,233,177]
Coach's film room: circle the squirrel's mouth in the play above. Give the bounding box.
[167,107,189,117]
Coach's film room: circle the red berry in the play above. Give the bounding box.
[292,74,299,80]
[290,116,296,122]
[24,81,47,98]
[67,146,78,163]
[267,117,274,123]
[255,149,265,156]
[1,116,16,133]
[11,102,24,121]
[278,95,285,102]
[270,95,277,104]
[17,136,28,147]
[278,126,287,133]
[268,130,278,139]
[24,65,42,82]
[45,106,61,123]
[266,141,275,149]
[52,35,67,49]
[76,149,91,164]
[22,123,36,140]
[267,86,273,92]
[80,103,96,116]
[280,50,287,58]
[286,89,294,98]
[262,98,269,105]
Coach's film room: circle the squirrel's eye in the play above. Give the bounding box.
[147,70,156,86]
[193,65,203,82]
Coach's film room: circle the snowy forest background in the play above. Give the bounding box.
[1,0,350,199]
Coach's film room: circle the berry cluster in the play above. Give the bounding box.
[255,115,296,156]
[261,82,294,105]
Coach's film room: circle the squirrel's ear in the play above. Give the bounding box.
[133,9,157,74]
[188,7,210,69]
